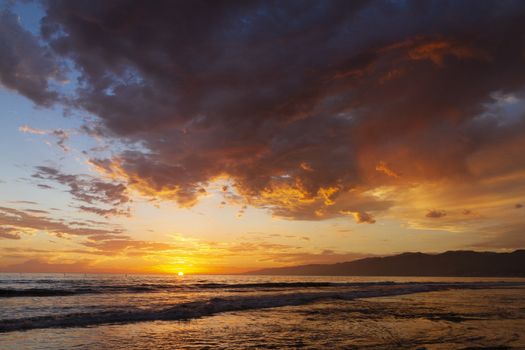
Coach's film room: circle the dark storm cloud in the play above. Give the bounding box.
[18,0,525,220]
[33,166,130,216]
[0,8,63,105]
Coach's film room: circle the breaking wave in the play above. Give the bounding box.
[1,282,522,333]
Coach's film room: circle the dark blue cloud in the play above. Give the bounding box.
[7,0,525,220]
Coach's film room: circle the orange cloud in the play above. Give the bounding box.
[300,162,313,171]
[408,39,491,66]
[375,161,400,178]
[89,157,206,208]
[340,210,376,224]
[382,37,491,66]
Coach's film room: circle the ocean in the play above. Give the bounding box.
[1,273,524,349]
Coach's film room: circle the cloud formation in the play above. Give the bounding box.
[375,161,400,179]
[0,204,373,273]
[0,206,181,258]
[0,226,21,240]
[0,8,63,105]
[340,210,376,224]
[426,209,447,219]
[5,1,525,225]
[0,259,93,273]
[19,124,70,152]
[0,206,123,240]
[33,166,130,216]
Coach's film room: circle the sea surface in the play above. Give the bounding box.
[1,273,524,349]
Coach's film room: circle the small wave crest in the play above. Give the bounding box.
[1,280,521,299]
[2,282,519,333]
[0,288,81,298]
[0,281,395,298]
[0,285,170,298]
[195,281,339,289]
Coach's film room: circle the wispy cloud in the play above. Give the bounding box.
[19,124,70,152]
[0,226,21,240]
[33,166,130,217]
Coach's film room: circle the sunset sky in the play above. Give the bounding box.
[1,0,524,274]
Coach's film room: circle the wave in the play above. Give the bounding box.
[1,280,523,298]
[0,281,388,298]
[0,285,167,298]
[0,288,81,297]
[1,282,521,333]
[193,281,362,289]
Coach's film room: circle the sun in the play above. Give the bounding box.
[177,271,184,277]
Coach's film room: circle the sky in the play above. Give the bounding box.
[0,0,524,274]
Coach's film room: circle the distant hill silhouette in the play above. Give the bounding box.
[246,250,525,277]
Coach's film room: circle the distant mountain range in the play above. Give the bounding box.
[246,250,525,277]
